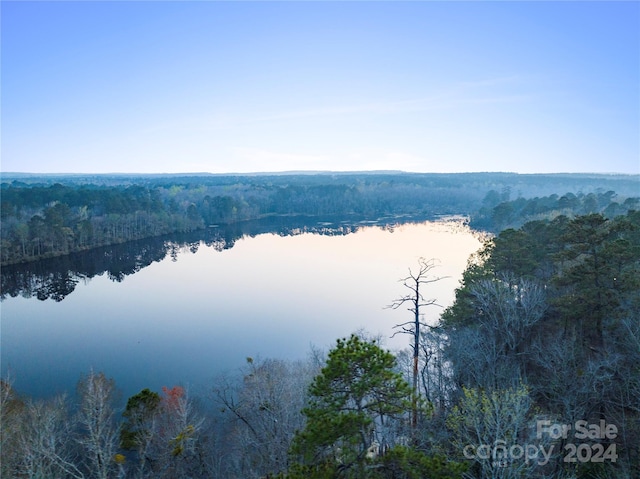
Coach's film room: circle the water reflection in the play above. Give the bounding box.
[2,216,482,400]
[1,214,439,302]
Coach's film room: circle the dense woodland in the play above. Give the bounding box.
[1,172,638,265]
[2,205,639,478]
[470,190,640,232]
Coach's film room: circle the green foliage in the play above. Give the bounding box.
[271,461,339,479]
[442,211,639,329]
[276,447,467,479]
[374,446,467,479]
[551,213,639,353]
[471,189,639,232]
[291,334,411,470]
[120,388,161,450]
[485,228,540,277]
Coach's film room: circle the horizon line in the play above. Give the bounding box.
[2,170,639,177]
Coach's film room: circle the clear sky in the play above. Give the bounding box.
[2,1,638,174]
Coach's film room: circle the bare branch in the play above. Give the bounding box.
[386,257,447,432]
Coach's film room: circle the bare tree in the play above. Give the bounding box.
[145,386,205,478]
[0,377,24,478]
[419,329,451,415]
[76,369,119,479]
[445,274,546,392]
[213,357,316,478]
[17,394,85,479]
[387,257,448,429]
[470,274,546,353]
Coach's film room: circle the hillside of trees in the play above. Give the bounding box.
[2,210,638,478]
[439,210,640,478]
[1,172,638,265]
[471,189,640,232]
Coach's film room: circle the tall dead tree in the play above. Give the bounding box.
[387,257,447,430]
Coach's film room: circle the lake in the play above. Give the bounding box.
[1,216,483,400]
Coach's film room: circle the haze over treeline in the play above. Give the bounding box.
[1,172,638,265]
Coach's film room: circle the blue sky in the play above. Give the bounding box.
[2,1,638,174]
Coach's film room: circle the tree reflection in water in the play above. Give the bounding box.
[1,214,436,302]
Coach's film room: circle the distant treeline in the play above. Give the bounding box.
[471,189,640,232]
[1,172,638,265]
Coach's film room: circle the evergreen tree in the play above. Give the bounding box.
[291,334,411,477]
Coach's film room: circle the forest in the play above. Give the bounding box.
[1,172,638,265]
[1,207,638,478]
[0,214,421,302]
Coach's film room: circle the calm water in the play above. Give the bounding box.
[1,217,482,400]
